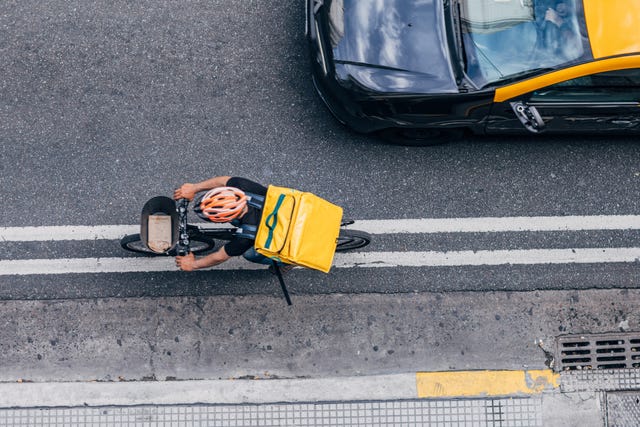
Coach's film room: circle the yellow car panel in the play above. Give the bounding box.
[583,0,640,58]
[494,54,640,102]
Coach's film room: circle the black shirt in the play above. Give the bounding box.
[223,177,267,256]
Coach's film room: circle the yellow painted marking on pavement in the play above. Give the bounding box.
[416,370,560,398]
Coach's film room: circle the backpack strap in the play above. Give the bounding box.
[230,191,265,240]
[230,221,258,240]
[263,193,288,249]
[245,192,265,210]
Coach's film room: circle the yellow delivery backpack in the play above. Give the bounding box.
[253,185,343,273]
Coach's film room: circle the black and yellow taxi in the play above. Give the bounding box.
[306,0,640,143]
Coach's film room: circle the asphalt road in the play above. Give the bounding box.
[1,0,640,381]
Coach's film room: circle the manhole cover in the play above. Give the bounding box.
[556,332,640,371]
[607,391,640,427]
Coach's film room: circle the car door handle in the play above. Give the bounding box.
[510,102,545,134]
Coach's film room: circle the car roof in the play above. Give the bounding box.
[495,1,640,102]
[584,0,640,58]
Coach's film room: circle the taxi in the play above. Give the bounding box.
[306,0,640,143]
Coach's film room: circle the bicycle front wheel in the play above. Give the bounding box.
[120,233,216,255]
[335,229,371,252]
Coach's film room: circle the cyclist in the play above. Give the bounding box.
[173,176,289,272]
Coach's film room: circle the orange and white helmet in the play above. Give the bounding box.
[194,187,247,222]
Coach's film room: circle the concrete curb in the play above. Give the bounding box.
[0,369,563,408]
[0,371,609,427]
[0,374,418,407]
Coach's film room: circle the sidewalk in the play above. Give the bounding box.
[2,368,638,426]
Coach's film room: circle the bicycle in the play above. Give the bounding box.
[120,195,372,303]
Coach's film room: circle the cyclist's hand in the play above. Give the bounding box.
[174,183,197,201]
[176,253,197,271]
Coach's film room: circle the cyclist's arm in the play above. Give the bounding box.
[174,176,232,200]
[175,246,231,271]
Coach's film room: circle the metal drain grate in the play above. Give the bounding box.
[556,332,640,371]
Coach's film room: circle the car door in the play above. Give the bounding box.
[486,68,640,135]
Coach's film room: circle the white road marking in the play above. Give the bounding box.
[1,215,638,275]
[0,225,140,242]
[0,256,261,275]
[355,215,640,234]
[1,248,638,275]
[1,215,639,242]
[334,248,640,267]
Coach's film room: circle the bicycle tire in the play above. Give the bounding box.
[335,229,371,252]
[120,233,216,255]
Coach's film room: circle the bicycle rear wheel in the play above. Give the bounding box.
[120,233,216,255]
[335,229,371,252]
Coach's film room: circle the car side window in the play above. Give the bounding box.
[530,69,640,102]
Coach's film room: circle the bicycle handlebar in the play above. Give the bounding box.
[176,198,190,256]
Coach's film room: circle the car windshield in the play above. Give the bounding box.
[457,0,592,87]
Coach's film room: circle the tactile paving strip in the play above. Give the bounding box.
[0,398,542,427]
[560,368,640,393]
